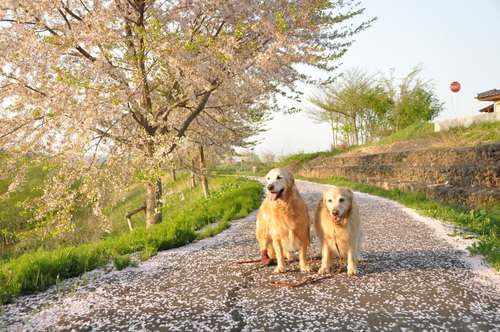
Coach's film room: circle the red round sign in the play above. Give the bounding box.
[450,81,461,93]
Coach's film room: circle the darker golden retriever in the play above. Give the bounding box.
[256,168,311,273]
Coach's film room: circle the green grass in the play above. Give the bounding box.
[377,121,435,145]
[0,176,263,305]
[444,121,500,144]
[377,120,499,146]
[277,151,335,166]
[300,175,499,270]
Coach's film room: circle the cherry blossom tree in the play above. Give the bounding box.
[0,0,371,231]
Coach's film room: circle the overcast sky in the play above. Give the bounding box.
[252,0,500,156]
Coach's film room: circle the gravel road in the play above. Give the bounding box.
[2,179,499,331]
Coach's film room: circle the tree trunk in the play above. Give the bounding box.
[146,183,157,228]
[171,167,176,182]
[199,145,210,198]
[329,120,337,148]
[155,177,162,224]
[189,160,196,190]
[146,178,163,227]
[351,116,359,146]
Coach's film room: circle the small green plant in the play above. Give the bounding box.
[55,274,65,298]
[112,254,131,271]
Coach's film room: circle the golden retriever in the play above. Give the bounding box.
[315,186,364,275]
[256,168,311,273]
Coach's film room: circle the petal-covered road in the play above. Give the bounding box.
[2,180,499,331]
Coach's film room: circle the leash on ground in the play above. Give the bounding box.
[268,259,343,288]
[269,241,343,288]
[234,241,344,288]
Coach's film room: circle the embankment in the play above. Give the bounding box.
[298,143,500,207]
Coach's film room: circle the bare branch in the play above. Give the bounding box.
[2,73,47,96]
[213,21,225,39]
[57,8,72,30]
[0,122,30,140]
[78,0,91,13]
[92,127,132,147]
[75,45,96,62]
[62,5,83,21]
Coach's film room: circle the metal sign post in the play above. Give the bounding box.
[450,81,461,119]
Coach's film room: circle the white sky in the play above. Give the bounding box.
[252,0,500,156]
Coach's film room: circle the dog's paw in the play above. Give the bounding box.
[318,266,330,274]
[347,267,358,275]
[300,264,311,273]
[274,266,285,273]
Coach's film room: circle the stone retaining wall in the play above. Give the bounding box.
[298,143,500,207]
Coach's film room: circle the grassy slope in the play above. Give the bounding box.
[0,175,263,304]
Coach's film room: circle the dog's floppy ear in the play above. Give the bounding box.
[322,188,329,203]
[346,188,354,205]
[285,169,295,188]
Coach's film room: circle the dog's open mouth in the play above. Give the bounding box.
[269,188,284,201]
[331,214,342,225]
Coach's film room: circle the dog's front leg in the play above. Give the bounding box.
[318,243,331,274]
[272,238,286,273]
[347,249,358,275]
[299,243,311,273]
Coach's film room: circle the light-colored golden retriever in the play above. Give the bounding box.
[256,168,311,273]
[315,186,364,275]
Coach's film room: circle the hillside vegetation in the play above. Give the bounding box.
[0,174,263,304]
[278,121,499,164]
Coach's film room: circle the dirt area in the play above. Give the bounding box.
[338,136,471,157]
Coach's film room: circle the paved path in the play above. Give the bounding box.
[2,180,499,331]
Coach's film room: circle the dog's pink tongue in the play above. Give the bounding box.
[269,192,278,201]
[332,215,341,223]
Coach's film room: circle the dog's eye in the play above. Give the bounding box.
[277,175,282,180]
[327,199,332,203]
[339,198,345,202]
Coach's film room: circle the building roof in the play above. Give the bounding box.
[476,89,500,101]
[478,103,494,113]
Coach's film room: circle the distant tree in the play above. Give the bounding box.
[240,150,261,165]
[259,151,276,164]
[381,66,443,132]
[357,85,393,143]
[306,68,390,146]
[306,66,442,146]
[305,99,344,148]
[0,1,372,233]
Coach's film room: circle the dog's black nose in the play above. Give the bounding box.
[332,209,339,216]
[267,184,274,191]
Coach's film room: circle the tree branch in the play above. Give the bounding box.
[164,83,218,155]
[0,121,30,140]
[57,8,72,30]
[63,5,83,21]
[3,73,47,96]
[92,127,132,147]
